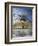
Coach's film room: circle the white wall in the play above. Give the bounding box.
[0,0,38,46]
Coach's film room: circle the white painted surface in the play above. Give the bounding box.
[0,0,38,46]
[37,4,38,42]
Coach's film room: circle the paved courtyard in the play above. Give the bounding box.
[11,28,32,38]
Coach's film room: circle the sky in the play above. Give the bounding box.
[11,6,33,24]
